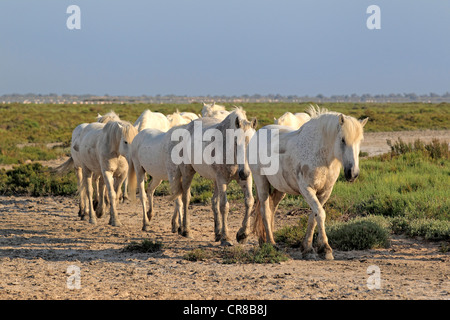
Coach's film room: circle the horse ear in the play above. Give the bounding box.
[117,122,123,129]
[360,117,369,127]
[339,114,345,126]
[235,117,241,128]
[251,118,258,129]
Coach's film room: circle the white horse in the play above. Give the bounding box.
[250,106,368,260]
[134,109,171,132]
[128,126,185,232]
[166,110,192,128]
[179,111,200,121]
[166,107,257,245]
[72,120,138,226]
[274,111,311,129]
[201,102,230,120]
[56,111,121,218]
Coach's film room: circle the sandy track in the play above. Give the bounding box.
[0,195,448,300]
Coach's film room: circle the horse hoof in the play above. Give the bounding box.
[302,249,318,260]
[89,219,97,225]
[236,229,248,244]
[220,239,233,247]
[182,231,193,239]
[142,225,151,232]
[324,252,334,260]
[214,234,222,242]
[109,220,122,227]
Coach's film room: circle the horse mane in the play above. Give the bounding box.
[102,120,136,153]
[306,104,364,144]
[97,111,120,124]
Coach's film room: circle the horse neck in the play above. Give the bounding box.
[107,124,122,155]
[311,116,340,166]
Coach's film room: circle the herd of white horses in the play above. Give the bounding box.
[57,103,368,260]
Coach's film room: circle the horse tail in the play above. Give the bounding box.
[127,159,137,202]
[53,156,74,175]
[252,192,276,245]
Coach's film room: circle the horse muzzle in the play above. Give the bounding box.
[238,168,251,180]
[344,167,359,182]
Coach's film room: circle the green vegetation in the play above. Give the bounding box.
[0,102,449,164]
[0,163,77,196]
[183,243,289,264]
[123,239,164,253]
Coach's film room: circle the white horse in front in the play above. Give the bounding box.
[250,106,368,260]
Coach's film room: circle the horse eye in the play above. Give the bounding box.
[124,141,128,145]
[341,138,346,145]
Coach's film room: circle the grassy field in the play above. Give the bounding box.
[0,102,449,164]
[0,102,449,250]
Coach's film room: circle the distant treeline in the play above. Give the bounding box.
[2,92,450,104]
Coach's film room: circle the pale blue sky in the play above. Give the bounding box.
[1,0,449,96]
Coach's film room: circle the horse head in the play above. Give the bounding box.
[228,107,257,180]
[335,114,368,182]
[117,121,139,157]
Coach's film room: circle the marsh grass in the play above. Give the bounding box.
[1,102,449,163]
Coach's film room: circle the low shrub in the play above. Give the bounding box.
[327,216,391,251]
[0,163,77,196]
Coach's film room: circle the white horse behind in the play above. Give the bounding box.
[201,102,230,120]
[72,120,138,226]
[274,111,311,129]
[166,110,192,128]
[250,106,368,260]
[134,109,171,132]
[56,111,121,218]
[128,126,185,232]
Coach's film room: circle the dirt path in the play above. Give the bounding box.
[0,195,448,300]
[361,129,450,157]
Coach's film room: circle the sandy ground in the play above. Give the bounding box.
[0,195,448,300]
[0,130,449,300]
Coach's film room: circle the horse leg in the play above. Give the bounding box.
[236,177,255,244]
[136,167,149,231]
[217,180,232,246]
[95,174,107,218]
[171,195,183,234]
[82,169,96,224]
[103,170,121,227]
[75,167,85,218]
[180,169,195,238]
[146,178,162,223]
[298,184,333,260]
[253,174,276,245]
[211,181,222,241]
[114,168,128,207]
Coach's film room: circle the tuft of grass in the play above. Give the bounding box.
[183,244,289,264]
[183,248,214,261]
[124,239,163,253]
